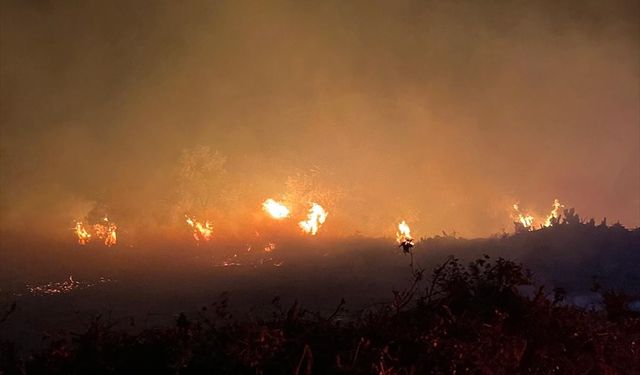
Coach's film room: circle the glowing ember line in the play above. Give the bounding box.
[262,198,290,219]
[26,276,113,296]
[299,203,327,235]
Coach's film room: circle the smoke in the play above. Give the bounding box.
[1,0,638,241]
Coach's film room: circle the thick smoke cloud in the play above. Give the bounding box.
[1,0,638,240]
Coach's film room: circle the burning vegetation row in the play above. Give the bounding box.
[71,198,569,248]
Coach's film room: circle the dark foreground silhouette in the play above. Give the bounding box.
[2,255,639,374]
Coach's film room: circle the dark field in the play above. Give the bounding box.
[1,221,640,373]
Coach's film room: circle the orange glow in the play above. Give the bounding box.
[185,215,213,243]
[299,203,327,235]
[262,198,290,219]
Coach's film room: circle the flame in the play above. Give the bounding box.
[186,215,213,242]
[543,199,564,227]
[396,220,413,243]
[74,221,91,245]
[512,203,535,230]
[512,199,564,231]
[73,217,117,246]
[299,203,328,235]
[93,217,117,247]
[262,198,290,219]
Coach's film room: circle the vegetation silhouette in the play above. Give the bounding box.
[2,254,639,373]
[418,208,640,297]
[1,209,639,373]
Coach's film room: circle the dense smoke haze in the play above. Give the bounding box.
[1,0,639,241]
[2,3,640,370]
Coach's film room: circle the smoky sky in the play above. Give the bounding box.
[1,0,639,239]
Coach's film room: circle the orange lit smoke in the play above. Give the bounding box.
[262,198,290,219]
[186,215,213,243]
[299,203,328,235]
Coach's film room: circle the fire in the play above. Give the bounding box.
[299,203,328,235]
[93,217,117,247]
[73,217,117,246]
[74,221,91,245]
[396,220,414,253]
[512,203,535,230]
[396,220,413,243]
[543,198,564,227]
[185,215,213,242]
[512,199,564,231]
[262,198,290,219]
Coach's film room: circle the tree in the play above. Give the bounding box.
[176,146,227,217]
